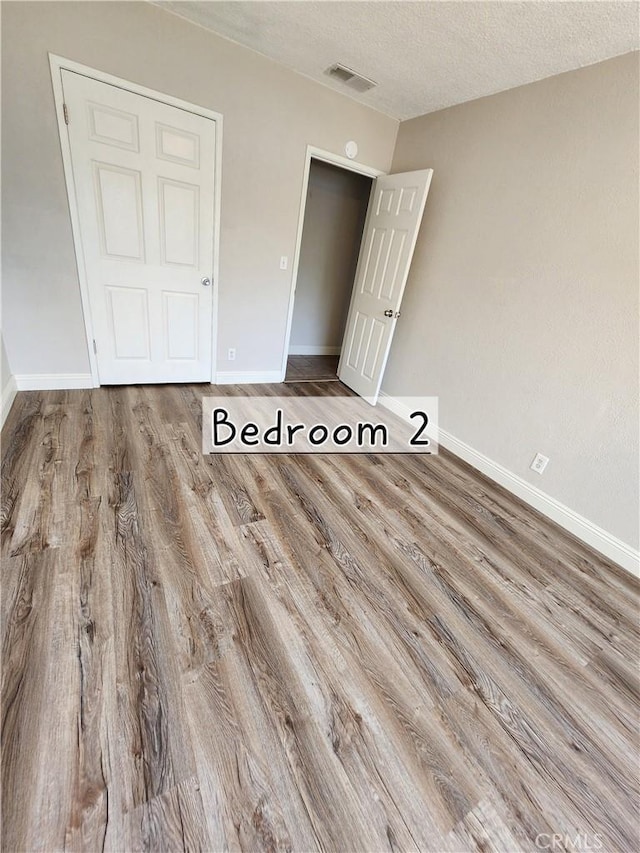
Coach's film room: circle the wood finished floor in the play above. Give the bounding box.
[285,355,339,382]
[1,382,639,853]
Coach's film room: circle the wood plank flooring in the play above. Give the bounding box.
[1,382,638,852]
[285,355,339,382]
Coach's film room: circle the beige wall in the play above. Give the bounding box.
[1,1,397,376]
[383,52,639,548]
[290,160,371,352]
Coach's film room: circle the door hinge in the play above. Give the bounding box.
[92,339,97,354]
[63,103,69,125]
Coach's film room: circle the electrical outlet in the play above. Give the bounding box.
[280,256,288,270]
[227,348,236,361]
[530,452,549,474]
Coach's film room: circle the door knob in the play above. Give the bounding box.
[394,311,401,318]
[201,277,211,287]
[384,309,393,317]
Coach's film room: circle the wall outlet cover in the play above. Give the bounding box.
[530,452,549,474]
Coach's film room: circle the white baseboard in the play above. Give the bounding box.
[1,375,18,427]
[214,370,284,386]
[14,370,286,390]
[14,373,94,391]
[378,391,438,436]
[289,346,341,356]
[378,391,640,577]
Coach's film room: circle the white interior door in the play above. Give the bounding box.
[338,169,433,403]
[62,71,216,384]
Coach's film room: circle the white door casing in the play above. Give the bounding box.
[62,70,217,384]
[338,169,433,403]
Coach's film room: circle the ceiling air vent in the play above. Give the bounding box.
[326,63,377,93]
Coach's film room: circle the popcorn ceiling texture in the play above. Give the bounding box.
[157,1,639,120]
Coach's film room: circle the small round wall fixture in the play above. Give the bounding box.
[345,140,358,160]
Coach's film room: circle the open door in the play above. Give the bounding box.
[338,169,433,403]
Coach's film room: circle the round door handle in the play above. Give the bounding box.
[395,311,401,318]
[384,309,393,317]
[201,277,211,287]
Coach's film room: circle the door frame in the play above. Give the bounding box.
[49,54,223,387]
[279,145,384,381]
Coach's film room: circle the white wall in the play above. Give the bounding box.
[290,160,371,354]
[382,52,640,551]
[0,1,398,378]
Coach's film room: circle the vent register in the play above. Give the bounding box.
[325,63,377,93]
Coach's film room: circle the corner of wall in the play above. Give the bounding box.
[1,374,18,428]
[1,334,18,427]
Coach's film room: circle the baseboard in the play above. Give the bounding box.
[213,370,284,386]
[377,391,438,436]
[1,375,18,427]
[15,371,286,389]
[378,391,640,577]
[14,373,94,391]
[289,346,341,356]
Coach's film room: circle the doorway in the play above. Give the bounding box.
[283,149,379,383]
[286,159,372,382]
[283,146,433,403]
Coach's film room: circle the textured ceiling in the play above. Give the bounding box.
[155,1,639,120]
